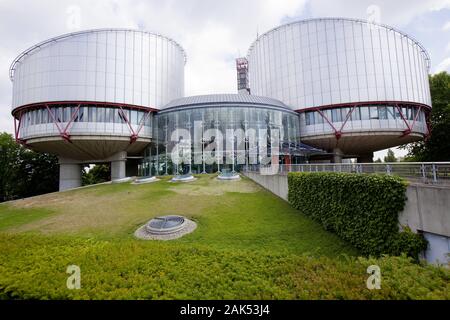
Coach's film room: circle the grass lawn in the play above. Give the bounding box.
[0,175,448,299]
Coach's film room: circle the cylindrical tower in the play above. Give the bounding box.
[10,29,186,189]
[247,18,431,160]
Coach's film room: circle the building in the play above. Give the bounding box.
[10,18,432,190]
[11,29,185,190]
[247,18,431,162]
[139,94,310,176]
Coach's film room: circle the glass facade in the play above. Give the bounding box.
[138,96,304,176]
[17,104,153,141]
[20,105,152,127]
[304,104,426,126]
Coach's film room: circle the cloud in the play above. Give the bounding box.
[443,20,450,30]
[0,0,307,134]
[434,57,450,73]
[307,0,450,27]
[0,0,448,136]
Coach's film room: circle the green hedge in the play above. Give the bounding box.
[288,172,427,258]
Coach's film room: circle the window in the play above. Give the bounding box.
[131,110,138,124]
[89,106,96,122]
[115,108,121,123]
[360,107,369,120]
[63,107,71,122]
[387,106,396,119]
[106,108,114,123]
[42,108,48,123]
[378,106,387,120]
[305,111,314,125]
[351,107,361,121]
[97,107,105,122]
[369,106,379,120]
[78,107,84,122]
[331,108,342,122]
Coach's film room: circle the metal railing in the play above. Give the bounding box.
[244,162,450,185]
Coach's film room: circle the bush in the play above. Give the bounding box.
[0,234,448,300]
[288,172,427,258]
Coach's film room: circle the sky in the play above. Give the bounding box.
[0,0,449,160]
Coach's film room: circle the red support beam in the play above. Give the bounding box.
[12,102,155,145]
[337,104,358,137]
[300,102,428,140]
[296,100,431,113]
[394,104,412,136]
[12,100,158,116]
[132,110,152,143]
[46,104,64,135]
[316,108,342,139]
[409,105,422,133]
[59,104,81,142]
[118,106,138,143]
[13,112,26,145]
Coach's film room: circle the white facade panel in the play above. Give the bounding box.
[247,18,432,111]
[10,29,186,111]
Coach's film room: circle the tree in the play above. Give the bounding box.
[374,158,382,163]
[0,132,59,202]
[402,72,450,161]
[82,164,110,186]
[384,149,397,163]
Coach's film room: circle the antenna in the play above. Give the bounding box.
[236,57,250,95]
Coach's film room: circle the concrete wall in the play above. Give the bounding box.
[58,158,82,191]
[243,172,450,265]
[399,184,450,237]
[399,183,450,265]
[244,172,288,201]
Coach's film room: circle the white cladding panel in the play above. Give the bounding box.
[247,19,431,110]
[11,30,185,110]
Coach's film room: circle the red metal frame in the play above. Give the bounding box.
[297,101,431,140]
[118,107,152,143]
[12,100,158,117]
[296,100,431,113]
[315,108,340,139]
[13,111,26,145]
[13,101,156,144]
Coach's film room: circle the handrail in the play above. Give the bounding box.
[244,162,450,185]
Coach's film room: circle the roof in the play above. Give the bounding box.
[247,17,430,71]
[9,28,187,82]
[161,94,293,112]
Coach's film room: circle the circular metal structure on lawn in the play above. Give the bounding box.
[133,176,159,184]
[135,215,197,240]
[217,172,240,180]
[146,215,186,234]
[170,174,196,182]
[112,177,133,184]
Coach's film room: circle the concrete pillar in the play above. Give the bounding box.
[58,158,82,191]
[332,148,343,163]
[110,151,127,181]
[357,152,374,163]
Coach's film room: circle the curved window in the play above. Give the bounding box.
[20,105,153,128]
[303,104,426,126]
